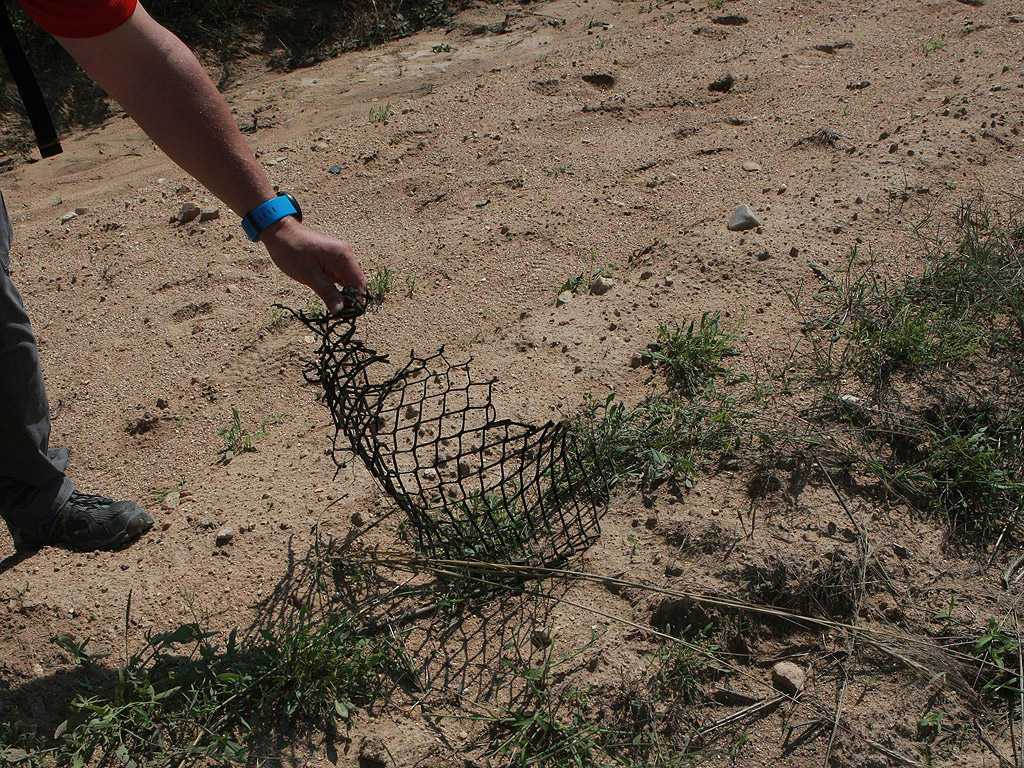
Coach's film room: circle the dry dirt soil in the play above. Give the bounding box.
[2,0,1024,765]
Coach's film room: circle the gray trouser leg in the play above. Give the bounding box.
[0,190,74,530]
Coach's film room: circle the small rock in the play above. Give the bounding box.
[328,165,342,174]
[640,270,654,280]
[215,527,235,546]
[665,559,684,577]
[59,212,78,224]
[360,736,390,767]
[351,511,366,527]
[772,661,806,695]
[893,542,910,558]
[74,207,89,215]
[728,204,761,231]
[156,398,169,409]
[741,161,761,172]
[532,627,553,647]
[126,413,159,435]
[458,460,473,478]
[590,276,615,295]
[556,290,574,306]
[709,74,735,93]
[162,492,181,511]
[177,202,201,224]
[199,207,220,222]
[311,142,329,151]
[33,663,45,677]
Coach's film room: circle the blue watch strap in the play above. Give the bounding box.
[241,193,301,242]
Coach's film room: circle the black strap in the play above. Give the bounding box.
[0,4,61,158]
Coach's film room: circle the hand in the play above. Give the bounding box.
[260,217,368,316]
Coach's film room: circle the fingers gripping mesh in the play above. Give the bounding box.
[298,312,608,568]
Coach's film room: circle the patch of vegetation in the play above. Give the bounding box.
[451,636,612,767]
[797,205,1024,542]
[543,161,575,178]
[268,306,291,329]
[368,266,397,301]
[558,251,615,297]
[575,392,745,489]
[217,407,285,464]
[368,101,394,124]
[150,477,185,502]
[0,718,50,766]
[645,312,743,396]
[51,604,399,766]
[970,619,1022,702]
[874,402,1024,542]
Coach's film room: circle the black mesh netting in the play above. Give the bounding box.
[297,310,610,568]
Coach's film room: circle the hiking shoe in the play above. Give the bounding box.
[11,491,154,552]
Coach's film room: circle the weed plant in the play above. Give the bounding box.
[872,402,1024,542]
[369,102,394,124]
[797,205,1024,542]
[368,266,397,301]
[51,606,398,766]
[459,638,613,768]
[575,392,745,489]
[217,408,284,464]
[558,251,615,297]
[646,312,743,396]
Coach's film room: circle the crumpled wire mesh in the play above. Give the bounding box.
[297,309,608,568]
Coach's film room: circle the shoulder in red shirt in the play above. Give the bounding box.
[17,0,138,39]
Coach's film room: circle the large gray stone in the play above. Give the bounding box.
[728,204,762,231]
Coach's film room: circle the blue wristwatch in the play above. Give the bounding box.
[241,192,302,242]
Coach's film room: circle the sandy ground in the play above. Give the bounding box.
[1,0,1023,765]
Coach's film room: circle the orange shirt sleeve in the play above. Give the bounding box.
[16,0,138,38]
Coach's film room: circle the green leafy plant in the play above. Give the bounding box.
[575,392,744,488]
[558,251,615,297]
[918,709,945,739]
[368,101,393,123]
[646,312,743,396]
[971,619,1022,701]
[217,408,284,464]
[54,603,398,766]
[0,718,50,767]
[368,266,396,302]
[269,306,291,329]
[431,42,452,52]
[452,636,614,768]
[150,477,185,502]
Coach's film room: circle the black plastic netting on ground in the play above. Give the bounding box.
[296,310,609,569]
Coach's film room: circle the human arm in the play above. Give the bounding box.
[53,3,366,313]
